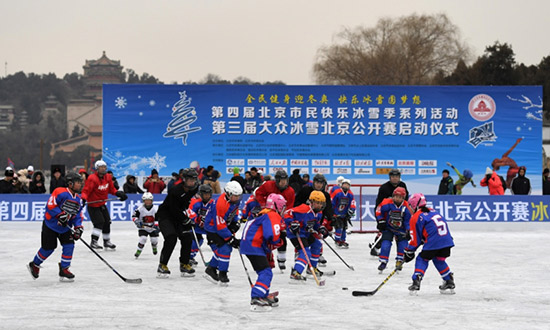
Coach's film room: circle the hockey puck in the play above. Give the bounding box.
[342,287,349,290]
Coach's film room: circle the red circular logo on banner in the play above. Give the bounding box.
[469,94,496,121]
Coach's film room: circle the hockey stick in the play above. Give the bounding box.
[191,226,207,267]
[78,235,142,284]
[322,236,354,271]
[296,235,325,287]
[237,247,254,288]
[87,197,120,204]
[352,267,399,296]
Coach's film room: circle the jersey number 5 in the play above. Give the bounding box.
[432,215,448,236]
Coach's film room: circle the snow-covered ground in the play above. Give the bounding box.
[2,221,549,330]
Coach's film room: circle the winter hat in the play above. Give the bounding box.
[27,165,34,172]
[233,167,240,174]
[151,169,159,176]
[485,167,493,175]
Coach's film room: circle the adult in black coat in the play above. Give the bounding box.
[123,175,144,194]
[510,166,531,195]
[29,171,47,194]
[156,168,199,277]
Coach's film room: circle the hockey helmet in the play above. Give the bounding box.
[275,170,289,190]
[388,168,401,177]
[409,193,427,210]
[198,184,213,202]
[95,160,107,170]
[142,192,154,201]
[65,172,83,193]
[266,193,287,216]
[180,168,199,190]
[336,176,345,185]
[308,190,326,212]
[341,178,351,192]
[392,187,406,198]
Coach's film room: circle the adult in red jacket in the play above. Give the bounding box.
[81,160,127,249]
[255,170,295,272]
[480,167,505,195]
[143,169,166,194]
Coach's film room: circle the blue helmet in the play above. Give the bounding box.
[463,169,473,180]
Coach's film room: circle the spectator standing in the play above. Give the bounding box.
[0,167,16,193]
[29,170,46,194]
[107,171,120,190]
[167,172,179,191]
[144,169,166,194]
[49,167,66,194]
[247,167,263,192]
[27,165,34,179]
[510,166,531,195]
[202,165,221,194]
[438,169,454,195]
[480,167,505,195]
[15,169,30,193]
[543,168,550,195]
[289,169,305,195]
[230,167,246,190]
[123,175,144,194]
[302,174,312,187]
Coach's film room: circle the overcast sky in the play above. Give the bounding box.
[1,0,549,84]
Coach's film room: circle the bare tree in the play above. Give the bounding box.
[313,13,471,85]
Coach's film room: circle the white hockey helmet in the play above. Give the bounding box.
[95,160,107,169]
[224,181,243,197]
[337,176,345,185]
[142,192,154,201]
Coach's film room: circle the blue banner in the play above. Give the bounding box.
[103,85,543,194]
[1,194,549,222]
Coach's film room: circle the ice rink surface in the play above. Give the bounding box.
[1,221,549,330]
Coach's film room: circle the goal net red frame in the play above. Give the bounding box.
[327,183,381,234]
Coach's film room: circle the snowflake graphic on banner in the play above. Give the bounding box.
[103,149,167,177]
[507,95,543,121]
[115,96,127,109]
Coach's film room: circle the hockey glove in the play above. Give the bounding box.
[133,218,143,228]
[319,226,329,239]
[116,191,128,201]
[72,226,84,241]
[56,211,71,227]
[227,236,240,248]
[404,230,411,241]
[321,218,333,232]
[81,199,87,208]
[228,221,241,234]
[153,225,161,235]
[404,249,415,263]
[376,219,387,231]
[290,221,301,235]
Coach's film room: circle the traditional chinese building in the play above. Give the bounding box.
[50,52,123,159]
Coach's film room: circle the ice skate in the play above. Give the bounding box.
[157,263,170,279]
[318,255,327,268]
[250,297,272,312]
[218,271,230,287]
[289,268,307,284]
[266,293,279,307]
[90,239,103,250]
[152,245,158,255]
[378,261,387,273]
[103,240,116,251]
[336,241,349,249]
[180,263,196,277]
[408,275,422,295]
[203,266,219,284]
[189,258,198,266]
[27,261,40,280]
[395,260,404,271]
[439,273,456,295]
[134,250,142,258]
[277,257,286,272]
[306,267,324,278]
[58,263,75,282]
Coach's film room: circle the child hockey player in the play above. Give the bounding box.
[132,192,160,258]
[203,181,242,286]
[331,178,356,248]
[241,188,262,222]
[240,193,287,311]
[405,193,456,294]
[285,191,326,283]
[375,187,411,272]
[27,172,84,282]
[188,184,215,265]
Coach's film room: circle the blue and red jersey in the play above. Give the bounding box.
[406,208,455,252]
[284,204,323,239]
[329,185,342,199]
[332,190,356,217]
[189,197,215,235]
[206,193,241,240]
[242,195,261,221]
[45,187,84,234]
[240,209,284,256]
[375,198,411,235]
